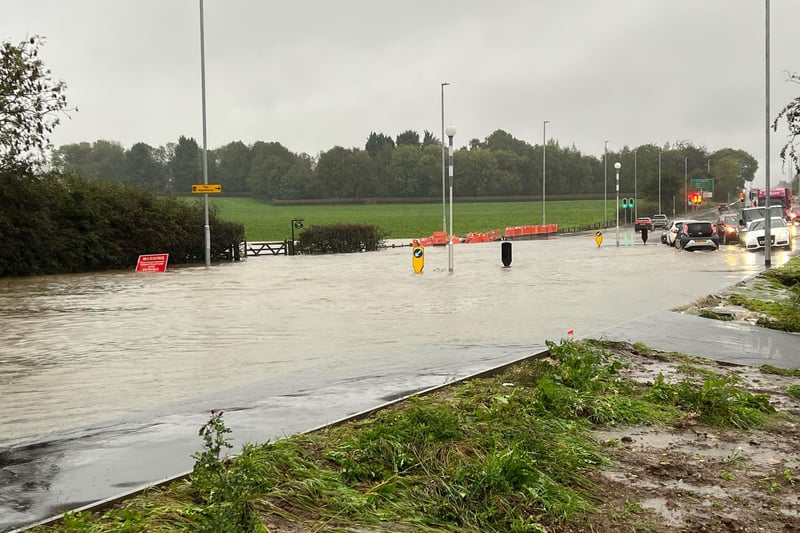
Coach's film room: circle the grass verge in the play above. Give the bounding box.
[30,339,794,533]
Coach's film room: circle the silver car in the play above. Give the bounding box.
[652,214,669,229]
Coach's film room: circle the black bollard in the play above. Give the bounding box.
[501,241,512,267]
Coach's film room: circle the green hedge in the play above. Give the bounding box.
[297,223,385,254]
[0,170,245,276]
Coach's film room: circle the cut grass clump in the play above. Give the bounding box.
[33,339,781,533]
[787,385,800,401]
[698,309,734,321]
[648,374,775,429]
[760,365,800,377]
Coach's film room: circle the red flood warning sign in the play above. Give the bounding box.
[136,253,169,273]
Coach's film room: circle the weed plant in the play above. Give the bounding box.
[35,340,780,533]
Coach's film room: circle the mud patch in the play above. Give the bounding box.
[582,347,800,532]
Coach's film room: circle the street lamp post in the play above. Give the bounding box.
[764,0,772,268]
[658,149,662,214]
[446,125,456,273]
[440,82,450,234]
[604,141,609,227]
[615,162,621,247]
[543,120,549,226]
[199,0,211,267]
[633,149,638,219]
[684,157,688,215]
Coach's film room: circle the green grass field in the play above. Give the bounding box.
[200,197,615,241]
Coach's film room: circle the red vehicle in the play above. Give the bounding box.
[715,213,740,245]
[634,217,653,232]
[753,187,794,218]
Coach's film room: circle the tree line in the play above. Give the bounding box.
[52,131,763,205]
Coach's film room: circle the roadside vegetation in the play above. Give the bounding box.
[695,256,800,333]
[0,172,244,277]
[30,339,799,533]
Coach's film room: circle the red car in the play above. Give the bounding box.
[715,213,739,245]
[634,217,653,232]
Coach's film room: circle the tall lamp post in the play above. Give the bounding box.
[604,140,609,227]
[764,0,772,268]
[684,157,688,215]
[658,149,662,214]
[440,82,450,233]
[199,0,211,267]
[542,120,549,226]
[633,149,638,219]
[446,125,456,273]
[615,162,621,247]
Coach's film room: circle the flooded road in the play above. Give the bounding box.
[0,232,793,530]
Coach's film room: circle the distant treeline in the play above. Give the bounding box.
[0,170,244,277]
[51,130,759,204]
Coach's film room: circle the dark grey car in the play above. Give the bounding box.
[677,221,719,251]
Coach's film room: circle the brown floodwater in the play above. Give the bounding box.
[0,234,780,447]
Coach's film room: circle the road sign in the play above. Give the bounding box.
[690,178,713,192]
[191,183,222,194]
[136,253,169,273]
[412,245,424,273]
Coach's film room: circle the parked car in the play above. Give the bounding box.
[663,220,686,246]
[634,217,653,232]
[651,214,668,229]
[676,220,718,251]
[742,217,793,251]
[715,213,740,245]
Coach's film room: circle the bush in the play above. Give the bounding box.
[0,170,245,276]
[297,223,385,254]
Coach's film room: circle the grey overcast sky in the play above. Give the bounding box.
[3,1,799,187]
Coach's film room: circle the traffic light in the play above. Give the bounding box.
[739,192,745,202]
[629,197,635,208]
[621,197,628,209]
[693,193,702,205]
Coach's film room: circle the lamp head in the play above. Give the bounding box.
[445,125,456,138]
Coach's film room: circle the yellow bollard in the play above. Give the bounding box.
[595,230,603,247]
[412,245,424,273]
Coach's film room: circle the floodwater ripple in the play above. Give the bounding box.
[0,235,782,448]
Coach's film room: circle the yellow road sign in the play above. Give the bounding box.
[191,183,222,194]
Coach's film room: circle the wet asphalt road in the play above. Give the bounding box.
[2,229,798,532]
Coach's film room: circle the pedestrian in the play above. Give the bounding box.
[641,226,649,245]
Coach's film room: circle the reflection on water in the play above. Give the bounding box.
[0,235,783,446]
